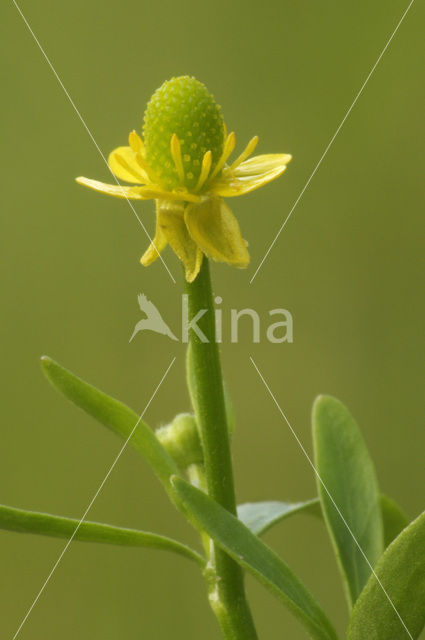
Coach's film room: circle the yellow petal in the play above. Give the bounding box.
[75,176,154,200]
[211,154,291,198]
[232,153,292,177]
[184,198,249,267]
[108,146,148,183]
[157,201,203,282]
[140,202,168,266]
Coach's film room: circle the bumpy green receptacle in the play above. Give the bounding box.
[143,76,225,191]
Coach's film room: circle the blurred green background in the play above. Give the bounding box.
[2,0,424,638]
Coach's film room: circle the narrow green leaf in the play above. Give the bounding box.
[347,510,425,640]
[173,477,337,640]
[313,395,384,609]
[0,504,204,565]
[238,496,407,549]
[238,499,321,536]
[380,494,409,548]
[40,356,179,493]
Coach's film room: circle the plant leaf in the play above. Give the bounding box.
[173,477,337,640]
[0,504,203,565]
[313,395,384,609]
[237,499,321,536]
[40,356,179,493]
[380,494,409,548]
[238,496,407,549]
[347,510,425,640]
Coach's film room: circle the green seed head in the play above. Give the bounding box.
[143,76,225,191]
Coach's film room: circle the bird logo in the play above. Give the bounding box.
[129,294,178,342]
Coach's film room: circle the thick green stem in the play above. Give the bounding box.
[185,259,258,640]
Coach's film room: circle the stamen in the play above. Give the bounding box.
[170,133,185,184]
[129,130,144,153]
[135,152,161,184]
[209,132,236,181]
[229,135,259,170]
[194,150,212,192]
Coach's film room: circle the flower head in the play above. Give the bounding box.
[76,76,291,282]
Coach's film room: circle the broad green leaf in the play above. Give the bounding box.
[41,357,179,493]
[237,499,321,536]
[347,510,425,640]
[0,504,203,565]
[173,477,337,640]
[380,494,409,548]
[313,395,384,609]
[238,496,407,548]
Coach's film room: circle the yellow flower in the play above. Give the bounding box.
[76,76,291,282]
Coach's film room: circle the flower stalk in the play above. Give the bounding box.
[185,259,258,640]
[74,76,291,637]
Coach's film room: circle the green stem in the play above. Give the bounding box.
[185,259,258,640]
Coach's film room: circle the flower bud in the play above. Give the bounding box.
[156,413,203,469]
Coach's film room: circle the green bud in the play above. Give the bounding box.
[156,413,203,469]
